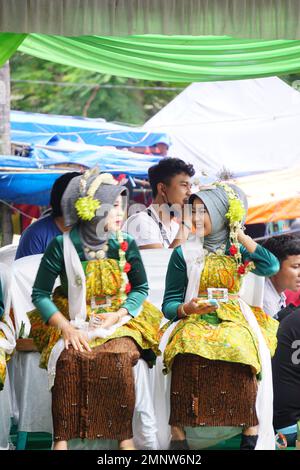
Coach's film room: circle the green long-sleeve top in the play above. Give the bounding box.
[162,243,280,322]
[0,278,4,320]
[32,227,148,324]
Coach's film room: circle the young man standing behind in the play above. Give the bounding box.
[123,158,195,249]
[262,235,300,318]
[15,172,80,259]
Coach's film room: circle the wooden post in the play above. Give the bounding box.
[0,61,13,246]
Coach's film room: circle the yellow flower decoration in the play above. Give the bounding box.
[215,182,250,276]
[75,169,118,221]
[226,198,246,224]
[75,195,100,221]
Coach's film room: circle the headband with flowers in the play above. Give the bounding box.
[215,182,254,276]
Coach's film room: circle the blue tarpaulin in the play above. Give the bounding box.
[0,148,160,204]
[0,111,167,204]
[10,110,171,148]
[29,145,160,172]
[0,172,63,205]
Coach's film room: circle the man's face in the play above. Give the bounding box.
[273,254,300,292]
[160,173,192,207]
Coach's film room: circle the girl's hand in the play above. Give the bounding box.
[182,298,217,316]
[237,228,247,243]
[237,228,257,253]
[95,312,122,329]
[61,323,91,352]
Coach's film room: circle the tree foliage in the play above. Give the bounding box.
[10,52,184,125]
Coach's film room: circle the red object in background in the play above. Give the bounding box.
[14,204,41,232]
[285,289,300,307]
[116,173,126,182]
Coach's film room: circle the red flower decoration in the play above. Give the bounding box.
[124,262,131,273]
[237,265,246,275]
[244,260,251,267]
[125,282,132,294]
[229,245,238,256]
[120,241,129,252]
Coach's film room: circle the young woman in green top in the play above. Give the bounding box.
[160,183,279,450]
[29,169,162,450]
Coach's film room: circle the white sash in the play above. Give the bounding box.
[238,298,275,449]
[159,236,205,349]
[0,267,16,355]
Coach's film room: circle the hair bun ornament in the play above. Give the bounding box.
[75,167,118,221]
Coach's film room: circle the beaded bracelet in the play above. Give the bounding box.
[180,303,188,318]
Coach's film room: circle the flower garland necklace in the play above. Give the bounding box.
[116,230,132,302]
[85,232,131,302]
[215,182,254,276]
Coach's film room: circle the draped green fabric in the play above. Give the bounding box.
[0,33,26,66]
[18,34,300,82]
[2,32,300,82]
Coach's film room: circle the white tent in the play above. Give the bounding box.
[144,77,300,178]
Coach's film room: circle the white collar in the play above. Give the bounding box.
[265,277,286,306]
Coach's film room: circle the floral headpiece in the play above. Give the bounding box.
[215,182,253,276]
[75,167,118,221]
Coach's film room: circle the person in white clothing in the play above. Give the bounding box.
[123,158,195,249]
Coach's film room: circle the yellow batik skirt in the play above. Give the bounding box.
[29,290,162,370]
[163,300,278,375]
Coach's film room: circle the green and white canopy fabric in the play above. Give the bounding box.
[1,33,300,82]
[0,33,25,67]
[1,0,300,82]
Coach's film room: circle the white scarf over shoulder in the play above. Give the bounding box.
[0,266,16,356]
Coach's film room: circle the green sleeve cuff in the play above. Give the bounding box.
[164,301,181,322]
[122,297,146,318]
[120,234,149,317]
[31,293,59,323]
[162,246,187,321]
